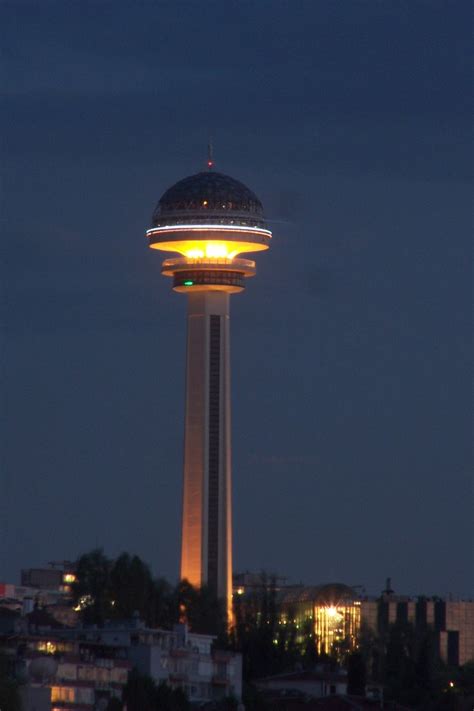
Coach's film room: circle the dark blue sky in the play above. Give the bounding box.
[1,0,472,597]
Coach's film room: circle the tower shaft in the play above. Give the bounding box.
[181,291,232,612]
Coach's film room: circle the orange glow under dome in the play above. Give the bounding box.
[149,238,268,258]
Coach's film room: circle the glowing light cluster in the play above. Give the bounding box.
[73,594,93,612]
[313,603,360,656]
[184,243,237,259]
[148,223,271,260]
[152,239,268,258]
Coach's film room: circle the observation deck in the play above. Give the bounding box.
[162,256,256,293]
[147,169,271,293]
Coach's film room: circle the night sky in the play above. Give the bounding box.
[2,1,472,597]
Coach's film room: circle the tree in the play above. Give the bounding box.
[105,697,123,711]
[0,653,21,711]
[347,651,366,695]
[241,682,271,711]
[459,659,474,694]
[72,548,112,625]
[155,681,189,711]
[122,670,190,711]
[300,618,319,669]
[173,579,226,637]
[109,553,155,622]
[362,619,456,707]
[0,680,20,711]
[230,574,298,680]
[211,696,239,710]
[150,577,174,629]
[384,621,415,698]
[358,621,382,683]
[73,549,176,630]
[415,627,442,699]
[72,548,231,634]
[122,669,157,711]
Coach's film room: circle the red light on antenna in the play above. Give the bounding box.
[208,160,213,167]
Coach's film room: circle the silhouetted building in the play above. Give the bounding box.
[1,573,79,627]
[362,594,474,666]
[268,579,474,666]
[255,666,348,699]
[233,570,289,596]
[21,561,76,593]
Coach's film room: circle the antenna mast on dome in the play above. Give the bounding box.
[207,138,214,170]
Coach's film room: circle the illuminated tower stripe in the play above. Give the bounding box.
[208,315,221,591]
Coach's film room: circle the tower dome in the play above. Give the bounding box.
[147,170,271,257]
[152,171,265,228]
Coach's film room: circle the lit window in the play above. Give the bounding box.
[51,687,76,702]
[312,603,361,657]
[37,641,57,654]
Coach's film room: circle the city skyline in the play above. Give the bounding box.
[1,1,472,598]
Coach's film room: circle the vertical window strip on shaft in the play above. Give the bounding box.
[207,315,221,594]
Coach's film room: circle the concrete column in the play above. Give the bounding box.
[180,291,232,615]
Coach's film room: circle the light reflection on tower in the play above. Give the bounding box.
[147,163,271,621]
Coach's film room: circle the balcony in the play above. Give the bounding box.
[162,256,256,277]
[170,648,191,658]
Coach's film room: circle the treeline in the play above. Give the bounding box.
[71,551,319,679]
[360,621,474,708]
[72,549,226,637]
[71,550,474,709]
[0,654,21,711]
[231,575,318,680]
[106,670,238,711]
